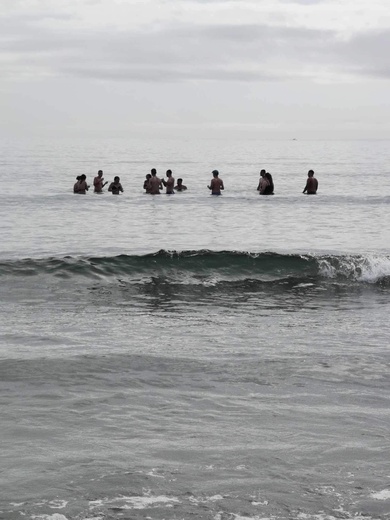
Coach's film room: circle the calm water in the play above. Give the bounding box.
[0,138,389,520]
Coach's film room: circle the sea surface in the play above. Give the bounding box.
[0,138,389,520]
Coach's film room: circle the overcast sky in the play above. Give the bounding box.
[1,0,390,139]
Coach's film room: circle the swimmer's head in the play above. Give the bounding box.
[212,170,219,177]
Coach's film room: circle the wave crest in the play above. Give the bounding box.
[0,250,389,286]
[318,255,390,283]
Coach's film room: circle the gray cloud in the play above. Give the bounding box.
[166,0,327,3]
[167,0,326,3]
[62,64,285,82]
[341,29,390,68]
[278,0,326,4]
[1,11,77,26]
[1,1,390,140]
[1,12,390,84]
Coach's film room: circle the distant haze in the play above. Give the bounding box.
[1,0,390,139]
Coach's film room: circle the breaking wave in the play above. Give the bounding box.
[1,250,389,286]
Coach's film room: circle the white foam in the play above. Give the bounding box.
[357,256,390,282]
[318,255,390,283]
[215,512,270,520]
[297,513,378,520]
[208,495,224,502]
[122,495,179,509]
[318,259,336,278]
[146,468,165,478]
[89,499,105,508]
[89,494,180,510]
[48,501,68,509]
[31,514,69,520]
[232,515,270,520]
[371,489,390,500]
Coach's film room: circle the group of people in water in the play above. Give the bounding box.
[142,169,188,194]
[74,171,124,195]
[73,168,318,196]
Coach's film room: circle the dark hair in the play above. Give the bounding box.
[177,178,183,183]
[114,176,120,182]
[151,168,156,175]
[166,169,172,175]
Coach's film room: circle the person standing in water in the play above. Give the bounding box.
[108,176,124,195]
[73,176,81,193]
[149,168,163,194]
[162,169,175,194]
[93,170,107,193]
[303,170,318,194]
[143,174,152,193]
[258,170,270,195]
[264,172,274,195]
[257,169,266,192]
[174,178,187,191]
[208,170,224,195]
[74,174,89,194]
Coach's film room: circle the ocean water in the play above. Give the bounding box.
[0,138,389,520]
